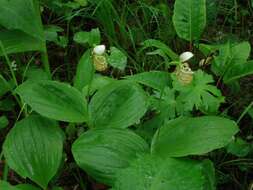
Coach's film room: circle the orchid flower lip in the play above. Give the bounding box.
[93,45,106,55]
[179,51,194,62]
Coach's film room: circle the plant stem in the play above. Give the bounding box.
[3,161,9,181]
[41,49,51,79]
[0,42,18,86]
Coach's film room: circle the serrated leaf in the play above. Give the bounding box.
[124,71,171,91]
[151,116,239,157]
[108,47,127,70]
[16,80,88,123]
[72,128,149,185]
[173,70,224,113]
[173,0,206,41]
[113,155,205,190]
[89,81,148,128]
[3,115,64,189]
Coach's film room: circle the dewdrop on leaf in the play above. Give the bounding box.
[93,45,106,55]
[179,51,194,63]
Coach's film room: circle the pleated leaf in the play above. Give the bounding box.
[113,155,205,190]
[0,30,44,56]
[72,128,149,185]
[89,81,148,128]
[151,116,239,157]
[3,115,64,189]
[16,80,88,123]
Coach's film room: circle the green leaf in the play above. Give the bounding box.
[82,74,115,96]
[224,60,253,83]
[24,67,50,82]
[74,28,100,46]
[16,184,40,190]
[89,81,148,128]
[72,128,148,185]
[3,115,64,189]
[0,74,12,96]
[124,71,171,91]
[211,41,251,83]
[0,30,44,56]
[151,116,239,157]
[0,181,20,190]
[108,47,127,71]
[173,70,224,113]
[74,0,88,6]
[0,97,16,111]
[226,138,251,157]
[74,49,94,91]
[140,39,179,61]
[202,160,216,190]
[16,80,88,123]
[113,155,205,190]
[0,181,40,190]
[0,0,44,41]
[0,115,8,129]
[173,0,206,41]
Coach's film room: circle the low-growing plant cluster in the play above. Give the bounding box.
[0,0,253,190]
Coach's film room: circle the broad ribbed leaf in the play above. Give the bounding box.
[151,116,239,157]
[124,71,171,91]
[16,80,88,122]
[72,128,149,185]
[3,115,64,189]
[89,81,148,128]
[74,49,94,91]
[0,0,44,41]
[113,155,205,190]
[173,0,206,41]
[0,30,44,55]
[16,184,40,190]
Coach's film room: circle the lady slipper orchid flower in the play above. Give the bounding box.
[92,45,108,71]
[179,51,194,63]
[93,45,106,55]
